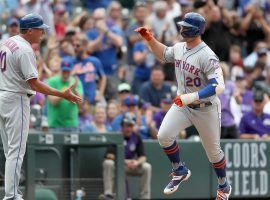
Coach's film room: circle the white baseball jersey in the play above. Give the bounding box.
[0,35,38,95]
[163,41,221,103]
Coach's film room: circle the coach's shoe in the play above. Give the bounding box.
[216,184,232,200]
[163,165,191,195]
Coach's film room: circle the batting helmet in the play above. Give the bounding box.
[19,13,49,30]
[177,12,205,38]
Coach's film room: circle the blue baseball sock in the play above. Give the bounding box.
[163,141,182,170]
[212,156,228,188]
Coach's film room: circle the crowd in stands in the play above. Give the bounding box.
[1,0,270,140]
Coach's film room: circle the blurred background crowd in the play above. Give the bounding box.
[1,0,270,140]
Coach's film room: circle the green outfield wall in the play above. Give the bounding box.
[0,132,269,200]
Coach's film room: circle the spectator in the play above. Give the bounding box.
[23,0,55,35]
[111,95,140,132]
[240,4,270,54]
[239,90,270,139]
[59,38,75,58]
[234,72,253,115]
[138,102,158,139]
[139,66,172,111]
[79,100,93,131]
[103,112,152,199]
[73,13,93,34]
[243,41,270,68]
[166,0,182,20]
[125,2,148,65]
[153,97,173,129]
[228,45,244,69]
[73,35,107,105]
[219,63,238,138]
[81,104,112,133]
[132,39,154,94]
[53,3,69,39]
[87,8,123,75]
[148,0,178,45]
[202,5,232,61]
[0,17,19,43]
[47,57,83,132]
[107,1,123,29]
[117,82,131,102]
[107,100,120,126]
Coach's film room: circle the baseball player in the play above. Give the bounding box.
[135,12,231,200]
[0,13,82,200]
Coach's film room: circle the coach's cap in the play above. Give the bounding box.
[7,17,19,27]
[123,95,139,106]
[19,13,49,30]
[60,57,74,71]
[118,83,131,93]
[121,112,136,126]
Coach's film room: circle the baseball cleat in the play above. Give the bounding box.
[163,166,191,195]
[216,184,232,200]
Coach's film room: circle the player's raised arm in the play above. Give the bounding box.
[134,27,168,61]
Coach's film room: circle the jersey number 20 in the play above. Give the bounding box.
[0,50,7,72]
[186,77,201,87]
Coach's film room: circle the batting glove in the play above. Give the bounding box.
[180,92,199,105]
[173,96,183,107]
[134,27,153,41]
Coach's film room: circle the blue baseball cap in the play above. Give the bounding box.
[61,57,74,71]
[7,17,19,27]
[19,13,49,30]
[123,95,139,106]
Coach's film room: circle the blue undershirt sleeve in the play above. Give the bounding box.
[198,78,218,99]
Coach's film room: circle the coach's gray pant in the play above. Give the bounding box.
[0,92,29,200]
[158,103,224,163]
[103,159,152,199]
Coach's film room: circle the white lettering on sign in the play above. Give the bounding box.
[250,143,259,168]
[242,170,249,195]
[224,142,268,196]
[233,143,241,168]
[251,171,259,195]
[260,171,268,195]
[260,143,267,167]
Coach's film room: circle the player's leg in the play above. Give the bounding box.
[102,159,115,199]
[125,162,152,199]
[191,104,231,199]
[2,96,30,200]
[0,101,8,158]
[158,104,192,195]
[138,162,151,199]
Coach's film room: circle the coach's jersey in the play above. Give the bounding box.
[164,41,221,103]
[0,35,38,95]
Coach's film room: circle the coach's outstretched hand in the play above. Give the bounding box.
[173,96,183,107]
[63,83,83,104]
[134,27,153,41]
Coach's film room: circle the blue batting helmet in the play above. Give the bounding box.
[19,13,49,30]
[177,12,205,38]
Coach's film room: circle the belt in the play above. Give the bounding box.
[188,102,212,109]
